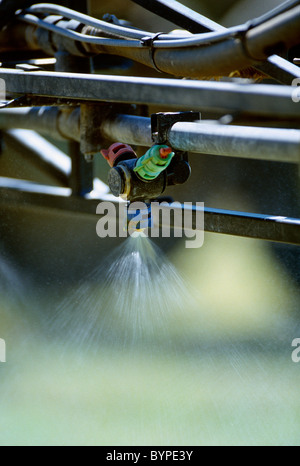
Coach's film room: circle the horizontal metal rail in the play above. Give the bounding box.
[1,108,299,164]
[0,107,80,141]
[101,114,300,163]
[0,178,299,245]
[166,204,300,246]
[1,68,300,117]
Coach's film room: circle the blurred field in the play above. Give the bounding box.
[1,346,300,446]
[0,233,300,446]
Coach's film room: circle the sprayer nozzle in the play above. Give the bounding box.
[104,143,177,201]
[134,145,175,181]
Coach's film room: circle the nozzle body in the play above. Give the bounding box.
[108,158,167,201]
[134,145,175,181]
[101,143,137,167]
[102,141,190,202]
[104,143,174,201]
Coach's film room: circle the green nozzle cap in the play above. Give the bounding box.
[134,145,175,181]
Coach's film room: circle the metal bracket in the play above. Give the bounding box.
[141,33,165,73]
[151,111,201,145]
[151,111,200,188]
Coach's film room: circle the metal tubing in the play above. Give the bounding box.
[54,45,94,196]
[0,0,33,31]
[0,108,300,164]
[168,122,300,163]
[101,114,152,147]
[0,106,80,141]
[260,55,300,85]
[0,107,61,137]
[1,68,300,117]
[161,204,300,245]
[101,115,300,164]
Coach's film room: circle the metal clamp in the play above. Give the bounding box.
[151,111,201,145]
[141,33,165,73]
[151,112,200,187]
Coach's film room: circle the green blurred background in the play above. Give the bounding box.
[0,0,300,447]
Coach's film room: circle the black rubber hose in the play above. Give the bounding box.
[80,5,300,78]
[0,0,88,31]
[2,3,300,79]
[0,0,34,31]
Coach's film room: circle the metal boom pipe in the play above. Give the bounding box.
[101,115,300,164]
[0,108,300,164]
[1,68,300,117]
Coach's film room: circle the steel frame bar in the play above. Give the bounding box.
[0,68,300,118]
[131,0,224,34]
[3,129,71,186]
[0,178,299,245]
[101,114,300,164]
[1,108,300,164]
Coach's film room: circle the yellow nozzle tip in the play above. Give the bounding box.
[129,229,147,238]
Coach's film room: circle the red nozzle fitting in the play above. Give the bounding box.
[159,147,173,159]
[101,143,137,168]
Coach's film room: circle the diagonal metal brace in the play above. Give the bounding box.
[131,0,300,84]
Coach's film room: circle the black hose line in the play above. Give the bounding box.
[2,2,300,79]
[0,0,33,31]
